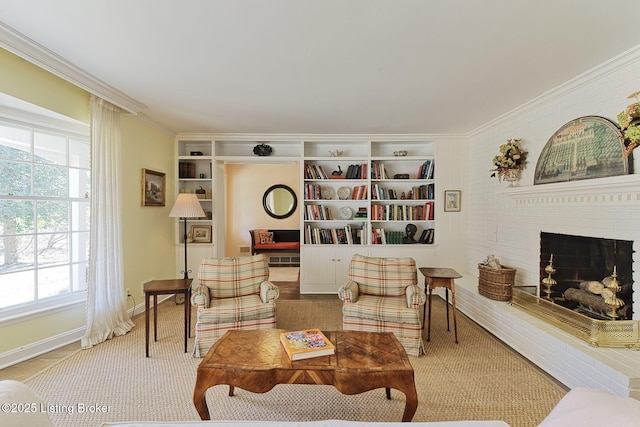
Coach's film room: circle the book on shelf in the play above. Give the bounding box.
[304,163,329,179]
[419,228,435,244]
[280,328,335,361]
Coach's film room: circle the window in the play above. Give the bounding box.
[0,102,90,320]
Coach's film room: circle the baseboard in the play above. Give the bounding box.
[0,294,173,369]
[0,326,85,370]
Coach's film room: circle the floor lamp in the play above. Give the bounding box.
[169,193,206,280]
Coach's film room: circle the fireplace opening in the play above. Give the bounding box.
[539,232,634,320]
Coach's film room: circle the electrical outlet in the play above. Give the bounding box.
[126,288,132,297]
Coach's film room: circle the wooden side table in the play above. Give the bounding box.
[144,278,193,357]
[419,267,462,344]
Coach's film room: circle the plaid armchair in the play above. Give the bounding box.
[190,254,279,357]
[338,254,426,356]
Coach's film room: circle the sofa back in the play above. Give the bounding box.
[348,253,417,296]
[250,229,300,245]
[198,254,269,298]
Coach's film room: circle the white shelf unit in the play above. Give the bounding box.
[302,140,370,246]
[173,136,439,292]
[175,139,216,281]
[302,139,437,248]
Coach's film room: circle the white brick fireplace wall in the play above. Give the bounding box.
[463,45,640,397]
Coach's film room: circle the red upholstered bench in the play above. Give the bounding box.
[250,229,301,255]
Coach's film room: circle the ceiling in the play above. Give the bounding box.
[2,0,640,135]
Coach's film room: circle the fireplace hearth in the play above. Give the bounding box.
[511,288,639,349]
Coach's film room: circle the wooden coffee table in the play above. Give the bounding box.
[193,329,418,422]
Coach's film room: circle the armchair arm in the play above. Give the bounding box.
[190,284,210,310]
[405,284,426,309]
[338,280,360,303]
[260,280,279,303]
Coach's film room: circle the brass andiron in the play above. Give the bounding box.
[604,266,624,320]
[542,254,557,301]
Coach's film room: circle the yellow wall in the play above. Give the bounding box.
[0,49,89,122]
[225,163,299,257]
[0,48,175,355]
[120,116,175,303]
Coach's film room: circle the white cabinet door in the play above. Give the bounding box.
[300,246,335,293]
[333,246,362,287]
[301,246,361,293]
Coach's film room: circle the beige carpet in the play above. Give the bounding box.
[24,298,566,427]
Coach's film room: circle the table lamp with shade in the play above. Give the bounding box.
[169,193,206,279]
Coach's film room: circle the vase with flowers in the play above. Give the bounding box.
[490,138,527,186]
[617,90,640,157]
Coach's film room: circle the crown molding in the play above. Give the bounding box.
[0,21,147,115]
[469,44,640,137]
[174,132,468,141]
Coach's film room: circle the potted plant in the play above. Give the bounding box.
[490,138,527,184]
[617,90,640,157]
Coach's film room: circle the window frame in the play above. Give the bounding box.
[0,102,90,324]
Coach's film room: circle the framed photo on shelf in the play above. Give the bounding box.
[191,225,212,243]
[141,168,166,207]
[444,190,461,212]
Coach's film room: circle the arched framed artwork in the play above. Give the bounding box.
[534,116,631,185]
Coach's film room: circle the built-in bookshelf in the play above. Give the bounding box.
[176,139,214,245]
[368,141,436,245]
[302,140,370,246]
[174,136,439,291]
[301,140,436,247]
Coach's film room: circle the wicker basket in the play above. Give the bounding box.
[478,263,516,301]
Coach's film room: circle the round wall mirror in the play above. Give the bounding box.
[262,184,297,219]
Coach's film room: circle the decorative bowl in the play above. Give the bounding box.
[253,143,273,156]
[393,150,408,157]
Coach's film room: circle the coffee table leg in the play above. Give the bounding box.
[386,387,391,400]
[228,385,235,396]
[399,383,418,422]
[193,382,211,420]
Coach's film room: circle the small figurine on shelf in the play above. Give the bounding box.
[403,223,418,244]
[331,165,343,176]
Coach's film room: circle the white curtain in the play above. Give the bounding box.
[82,95,134,349]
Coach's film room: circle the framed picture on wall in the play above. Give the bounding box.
[191,225,212,243]
[534,116,629,184]
[444,190,461,212]
[142,168,166,206]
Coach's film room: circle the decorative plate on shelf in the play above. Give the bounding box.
[337,186,351,200]
[321,186,334,200]
[338,206,353,220]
